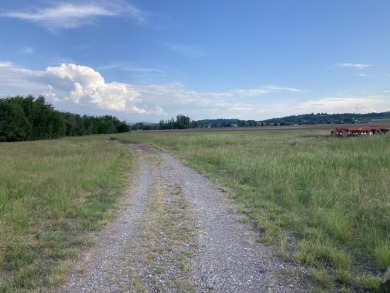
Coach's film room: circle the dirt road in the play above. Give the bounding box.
[57,144,308,292]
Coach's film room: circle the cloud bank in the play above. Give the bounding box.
[0,62,389,122]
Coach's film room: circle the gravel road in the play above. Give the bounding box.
[57,144,308,292]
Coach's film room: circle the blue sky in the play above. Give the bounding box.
[1,0,390,122]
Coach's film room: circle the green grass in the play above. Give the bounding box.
[0,135,133,292]
[115,129,389,291]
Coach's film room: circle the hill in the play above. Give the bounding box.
[261,112,390,126]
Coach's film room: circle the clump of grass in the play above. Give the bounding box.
[374,242,390,271]
[335,269,352,286]
[294,238,352,269]
[0,135,133,291]
[308,268,333,290]
[115,130,390,291]
[357,274,381,292]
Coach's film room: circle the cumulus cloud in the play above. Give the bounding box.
[0,62,306,120]
[0,63,144,116]
[337,63,372,69]
[1,62,389,122]
[1,1,146,30]
[44,64,143,112]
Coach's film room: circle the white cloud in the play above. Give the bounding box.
[228,86,304,98]
[290,97,387,114]
[133,84,304,119]
[139,84,302,102]
[1,62,390,122]
[44,64,142,112]
[0,61,14,67]
[337,63,372,69]
[130,105,146,114]
[98,62,166,83]
[1,1,146,30]
[0,63,143,116]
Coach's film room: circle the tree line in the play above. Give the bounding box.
[131,114,194,130]
[0,95,130,142]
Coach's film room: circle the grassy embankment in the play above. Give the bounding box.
[0,136,133,292]
[117,129,390,292]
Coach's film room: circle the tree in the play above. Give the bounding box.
[175,114,191,129]
[0,100,32,142]
[116,122,130,133]
[30,96,65,139]
[0,95,131,142]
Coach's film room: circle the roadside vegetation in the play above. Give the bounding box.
[117,129,390,292]
[0,135,133,292]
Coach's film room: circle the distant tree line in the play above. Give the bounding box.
[195,118,259,128]
[131,111,390,131]
[0,95,130,142]
[196,113,390,128]
[261,112,390,126]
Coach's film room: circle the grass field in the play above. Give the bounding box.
[1,128,388,292]
[0,136,133,292]
[116,129,390,292]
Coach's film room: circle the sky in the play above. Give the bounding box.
[1,0,390,122]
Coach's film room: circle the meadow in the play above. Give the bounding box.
[0,136,133,292]
[117,128,390,292]
[0,128,389,292]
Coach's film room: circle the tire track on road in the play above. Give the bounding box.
[57,144,308,292]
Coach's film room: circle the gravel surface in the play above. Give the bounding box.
[57,144,309,292]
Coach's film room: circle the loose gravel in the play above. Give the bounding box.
[56,144,309,292]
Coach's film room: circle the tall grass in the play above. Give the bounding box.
[0,135,133,292]
[117,130,389,291]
